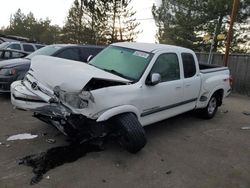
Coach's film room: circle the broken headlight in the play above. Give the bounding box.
[54,86,94,109]
[63,93,88,109]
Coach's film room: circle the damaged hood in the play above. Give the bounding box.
[29,55,130,92]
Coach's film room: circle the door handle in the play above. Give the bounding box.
[175,86,182,89]
[185,84,191,87]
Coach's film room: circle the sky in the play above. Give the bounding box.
[0,0,161,43]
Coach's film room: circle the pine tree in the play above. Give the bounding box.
[63,0,140,44]
[3,9,61,44]
[106,0,140,43]
[152,0,250,52]
[63,0,109,44]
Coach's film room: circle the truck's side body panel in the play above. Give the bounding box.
[196,69,231,109]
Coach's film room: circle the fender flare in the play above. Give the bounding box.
[202,86,225,107]
[96,105,140,122]
[208,86,224,101]
[196,86,225,109]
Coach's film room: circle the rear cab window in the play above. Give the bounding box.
[181,53,197,78]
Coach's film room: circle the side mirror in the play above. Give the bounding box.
[87,55,93,63]
[146,73,161,86]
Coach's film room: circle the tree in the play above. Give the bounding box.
[2,9,61,44]
[199,0,250,52]
[7,9,28,37]
[63,0,85,43]
[152,0,250,52]
[231,20,250,53]
[105,0,140,43]
[152,0,206,50]
[63,0,140,44]
[63,0,109,44]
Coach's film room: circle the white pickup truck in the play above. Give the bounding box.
[11,42,231,153]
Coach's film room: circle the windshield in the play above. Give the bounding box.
[90,46,153,81]
[0,42,10,49]
[26,45,63,59]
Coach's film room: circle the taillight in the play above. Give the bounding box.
[223,75,233,88]
[229,75,233,87]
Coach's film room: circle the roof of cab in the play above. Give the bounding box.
[48,44,104,49]
[112,42,194,53]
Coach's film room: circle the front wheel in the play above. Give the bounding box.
[199,95,218,119]
[111,113,147,153]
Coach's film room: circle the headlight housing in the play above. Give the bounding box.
[63,93,88,109]
[53,86,94,109]
[0,68,16,76]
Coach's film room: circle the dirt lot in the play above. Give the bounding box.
[0,93,249,188]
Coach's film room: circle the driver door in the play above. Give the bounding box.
[140,53,183,126]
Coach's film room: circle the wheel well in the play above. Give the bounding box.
[96,105,140,122]
[213,89,224,106]
[112,112,138,119]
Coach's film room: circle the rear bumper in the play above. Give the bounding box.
[226,88,231,97]
[11,81,47,110]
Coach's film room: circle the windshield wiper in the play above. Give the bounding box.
[102,68,133,81]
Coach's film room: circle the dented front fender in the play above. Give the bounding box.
[96,105,140,122]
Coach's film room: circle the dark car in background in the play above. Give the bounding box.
[0,49,29,61]
[0,44,104,92]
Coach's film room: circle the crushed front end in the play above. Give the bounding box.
[11,73,107,141]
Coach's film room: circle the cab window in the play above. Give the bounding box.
[151,53,180,82]
[56,48,80,61]
[181,53,196,78]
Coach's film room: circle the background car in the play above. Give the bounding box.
[0,44,104,92]
[0,49,29,61]
[0,42,45,53]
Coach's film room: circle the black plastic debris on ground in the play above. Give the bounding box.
[221,110,229,113]
[165,170,172,175]
[242,111,250,116]
[18,140,104,185]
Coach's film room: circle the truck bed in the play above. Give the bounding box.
[199,63,228,74]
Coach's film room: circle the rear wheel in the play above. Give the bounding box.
[199,95,218,119]
[112,113,147,153]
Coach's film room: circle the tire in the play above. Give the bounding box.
[199,95,219,119]
[112,113,147,153]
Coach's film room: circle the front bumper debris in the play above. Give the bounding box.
[11,80,47,110]
[11,80,107,140]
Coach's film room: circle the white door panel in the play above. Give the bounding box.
[183,74,201,101]
[140,80,183,125]
[181,53,202,109]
